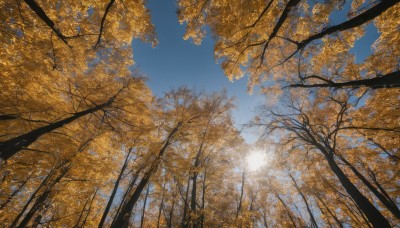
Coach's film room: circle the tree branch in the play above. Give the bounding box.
[258,0,301,69]
[23,0,70,46]
[288,70,400,89]
[93,0,116,49]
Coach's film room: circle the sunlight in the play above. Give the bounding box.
[246,151,267,171]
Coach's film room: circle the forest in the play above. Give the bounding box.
[0,0,399,227]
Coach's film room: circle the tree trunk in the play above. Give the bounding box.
[342,199,364,227]
[289,173,318,228]
[181,174,191,228]
[0,98,114,161]
[190,150,201,228]
[112,165,156,227]
[315,202,333,228]
[168,193,175,228]
[368,168,398,209]
[350,197,373,228]
[81,188,99,228]
[74,195,91,228]
[315,195,343,228]
[111,169,141,226]
[276,193,297,228]
[16,164,71,228]
[156,180,166,228]
[111,122,182,228]
[200,168,207,228]
[140,184,150,228]
[10,168,56,227]
[325,155,390,227]
[93,0,116,49]
[236,171,245,218]
[98,149,132,228]
[339,156,400,219]
[0,174,31,210]
[261,208,269,228]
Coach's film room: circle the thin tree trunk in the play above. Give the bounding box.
[74,195,91,228]
[156,180,166,228]
[111,169,141,226]
[98,148,132,228]
[111,122,182,228]
[190,172,198,226]
[10,168,56,227]
[368,168,397,207]
[324,154,390,227]
[140,184,150,228]
[339,156,400,219]
[18,164,71,228]
[0,97,115,161]
[315,195,343,228]
[289,173,318,228]
[190,153,201,227]
[156,194,164,228]
[315,201,333,228]
[181,174,191,228]
[200,168,207,228]
[16,189,52,227]
[81,188,99,228]
[112,164,156,227]
[249,191,257,211]
[0,174,31,210]
[168,193,175,228]
[276,194,297,228]
[236,171,245,218]
[16,164,71,228]
[261,208,269,228]
[259,208,268,228]
[342,200,364,227]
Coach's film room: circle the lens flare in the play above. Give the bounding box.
[246,151,266,171]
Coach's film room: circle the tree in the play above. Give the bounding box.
[254,91,393,226]
[1,58,153,161]
[97,147,134,228]
[185,91,238,227]
[111,88,203,227]
[1,0,156,49]
[178,0,400,90]
[1,0,156,163]
[1,0,399,227]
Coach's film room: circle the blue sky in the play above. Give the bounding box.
[329,0,380,63]
[132,0,379,144]
[132,0,263,143]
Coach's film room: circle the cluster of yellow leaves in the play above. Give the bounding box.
[178,0,399,91]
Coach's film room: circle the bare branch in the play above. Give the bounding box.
[94,0,116,49]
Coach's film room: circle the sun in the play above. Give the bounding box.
[246,151,266,171]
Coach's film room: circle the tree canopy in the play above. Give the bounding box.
[178,0,400,90]
[1,0,399,227]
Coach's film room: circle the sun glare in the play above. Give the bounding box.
[246,151,267,171]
